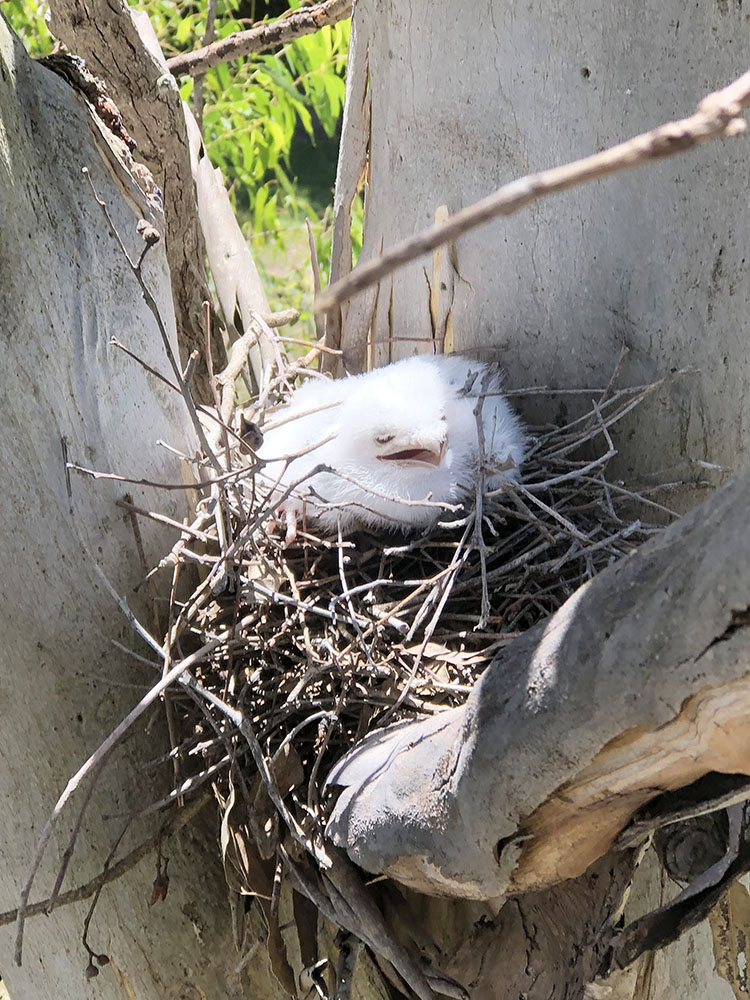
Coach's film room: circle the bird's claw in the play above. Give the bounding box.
[283,506,298,547]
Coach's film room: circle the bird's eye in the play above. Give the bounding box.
[375,433,395,445]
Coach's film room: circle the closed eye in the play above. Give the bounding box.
[375,433,395,445]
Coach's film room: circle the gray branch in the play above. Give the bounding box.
[326,470,750,899]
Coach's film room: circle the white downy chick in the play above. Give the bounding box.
[255,354,526,539]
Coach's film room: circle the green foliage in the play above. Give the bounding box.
[7,0,363,338]
[135,0,358,334]
[4,1,54,56]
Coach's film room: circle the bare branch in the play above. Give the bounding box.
[167,0,352,77]
[0,793,210,929]
[316,70,750,313]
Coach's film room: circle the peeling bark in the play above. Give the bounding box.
[47,0,225,404]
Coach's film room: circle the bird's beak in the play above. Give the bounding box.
[377,438,446,468]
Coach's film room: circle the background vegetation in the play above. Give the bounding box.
[6,0,360,337]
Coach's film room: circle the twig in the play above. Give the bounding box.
[110,337,180,393]
[216,315,285,428]
[316,71,750,312]
[472,370,492,628]
[46,760,108,915]
[66,460,254,493]
[0,792,210,928]
[83,169,221,473]
[14,637,225,964]
[183,678,327,864]
[182,349,200,385]
[81,821,130,976]
[167,0,352,77]
[115,498,212,543]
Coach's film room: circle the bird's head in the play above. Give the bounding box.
[335,363,451,477]
[371,421,447,468]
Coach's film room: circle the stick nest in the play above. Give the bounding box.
[157,364,683,869]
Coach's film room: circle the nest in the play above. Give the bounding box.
[152,361,683,871]
[47,344,693,985]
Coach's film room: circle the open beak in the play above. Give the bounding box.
[377,439,446,468]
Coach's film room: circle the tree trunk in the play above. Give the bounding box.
[0,16,281,999]
[4,1,750,998]
[332,0,750,506]
[325,0,750,996]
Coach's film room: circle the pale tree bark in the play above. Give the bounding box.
[0,15,284,1000]
[332,1,750,507]
[4,0,750,998]
[323,1,750,997]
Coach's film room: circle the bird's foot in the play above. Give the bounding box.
[283,506,298,547]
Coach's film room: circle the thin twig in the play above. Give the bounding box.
[14,637,225,964]
[0,793,211,928]
[83,168,221,473]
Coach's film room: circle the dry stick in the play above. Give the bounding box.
[184,677,326,864]
[167,0,352,76]
[379,524,474,723]
[162,561,186,800]
[595,345,630,411]
[579,476,679,519]
[217,319,273,429]
[82,169,222,474]
[533,371,696,452]
[275,335,341,356]
[316,71,750,313]
[513,481,593,542]
[337,522,376,666]
[67,460,255,493]
[0,792,211,929]
[81,820,130,971]
[123,492,161,623]
[148,510,215,580]
[14,637,225,965]
[111,335,249,453]
[110,337,180,393]
[281,847,439,1000]
[182,349,200,385]
[472,371,493,629]
[105,756,231,821]
[45,760,108,915]
[115,498,212,544]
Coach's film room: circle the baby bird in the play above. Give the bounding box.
[255,354,526,540]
